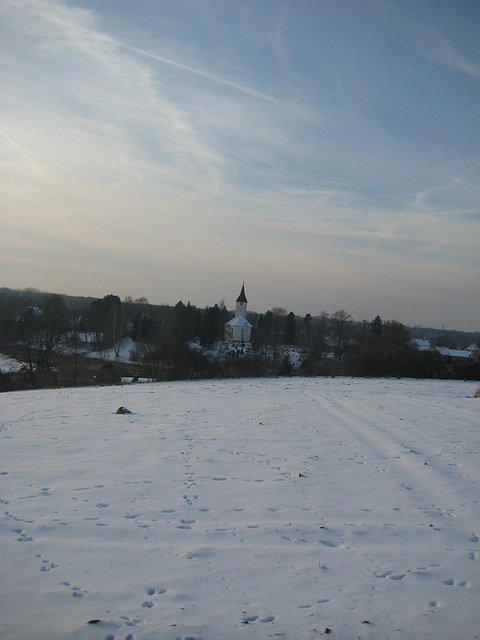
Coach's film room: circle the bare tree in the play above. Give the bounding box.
[330,309,352,357]
[16,294,70,384]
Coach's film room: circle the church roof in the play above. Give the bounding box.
[226,315,252,328]
[236,284,247,304]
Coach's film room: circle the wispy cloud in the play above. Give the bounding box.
[1,0,478,329]
[119,42,302,111]
[1,0,227,193]
[416,26,480,79]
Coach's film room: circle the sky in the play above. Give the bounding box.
[1,0,479,331]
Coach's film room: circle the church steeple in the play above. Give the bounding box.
[235,283,247,318]
[225,283,252,342]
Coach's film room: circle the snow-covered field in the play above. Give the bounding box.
[1,377,478,640]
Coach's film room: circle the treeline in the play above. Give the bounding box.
[0,288,478,390]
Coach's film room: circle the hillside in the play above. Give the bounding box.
[1,377,478,639]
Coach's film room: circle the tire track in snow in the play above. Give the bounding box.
[304,387,478,524]
[301,385,479,604]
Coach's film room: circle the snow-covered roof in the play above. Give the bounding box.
[225,315,252,328]
[414,338,432,351]
[436,346,472,359]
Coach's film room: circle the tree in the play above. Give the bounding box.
[67,308,84,386]
[284,312,297,346]
[253,310,273,351]
[15,294,70,383]
[251,308,286,372]
[330,310,352,356]
[300,314,313,351]
[371,315,383,337]
[359,318,414,377]
[85,295,121,351]
[382,320,412,350]
[173,301,201,342]
[433,334,457,350]
[199,303,229,349]
[300,312,329,374]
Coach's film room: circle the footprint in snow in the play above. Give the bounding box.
[120,615,142,628]
[374,571,392,578]
[146,587,166,596]
[442,578,469,587]
[40,559,59,571]
[319,539,338,547]
[374,570,406,580]
[242,615,259,623]
[242,614,275,624]
[142,587,167,607]
[14,529,33,542]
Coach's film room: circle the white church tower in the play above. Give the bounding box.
[225,283,252,342]
[235,283,248,318]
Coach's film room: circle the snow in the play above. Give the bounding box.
[87,337,138,362]
[0,353,24,372]
[1,377,479,640]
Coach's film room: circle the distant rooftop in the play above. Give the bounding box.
[226,315,252,328]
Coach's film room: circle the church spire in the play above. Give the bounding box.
[236,282,247,304]
[235,283,247,318]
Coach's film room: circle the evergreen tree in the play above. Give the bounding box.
[284,312,297,345]
[370,315,383,337]
[200,305,222,348]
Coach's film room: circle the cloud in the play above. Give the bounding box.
[1,0,226,193]
[0,0,479,329]
[416,26,480,79]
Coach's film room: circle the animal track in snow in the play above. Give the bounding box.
[142,586,167,607]
[319,539,338,547]
[241,613,276,624]
[62,581,88,599]
[242,614,259,623]
[120,614,142,627]
[442,578,469,587]
[40,558,59,571]
[146,586,166,596]
[398,481,418,491]
[141,600,154,608]
[374,570,407,580]
[14,528,33,542]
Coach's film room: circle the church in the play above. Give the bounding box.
[224,284,253,343]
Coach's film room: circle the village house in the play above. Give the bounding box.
[414,338,479,361]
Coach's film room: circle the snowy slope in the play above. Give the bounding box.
[0,377,479,640]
